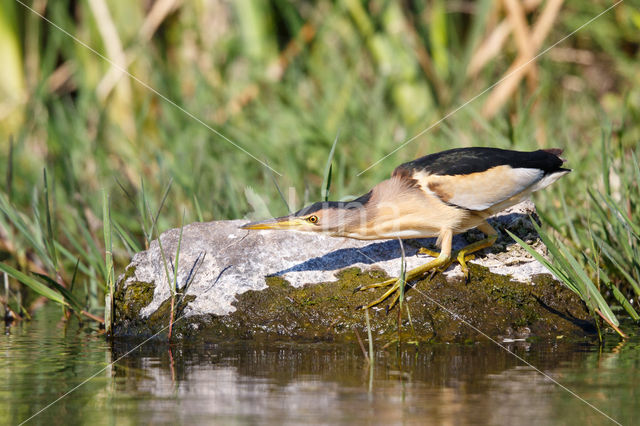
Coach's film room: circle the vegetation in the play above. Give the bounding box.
[0,1,639,334]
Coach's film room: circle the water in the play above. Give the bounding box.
[2,305,638,425]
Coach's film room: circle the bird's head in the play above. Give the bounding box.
[240,196,371,236]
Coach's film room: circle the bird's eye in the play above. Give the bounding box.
[307,215,319,224]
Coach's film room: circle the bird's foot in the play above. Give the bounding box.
[454,234,497,281]
[353,276,397,294]
[354,254,451,311]
[355,277,407,312]
[419,247,475,279]
[417,247,440,257]
[354,235,498,311]
[456,252,476,281]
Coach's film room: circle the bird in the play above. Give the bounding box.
[241,147,570,310]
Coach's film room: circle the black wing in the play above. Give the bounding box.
[393,147,566,177]
[392,147,569,211]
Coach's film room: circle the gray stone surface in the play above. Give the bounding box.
[129,201,546,319]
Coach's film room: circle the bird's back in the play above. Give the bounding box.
[393,147,568,178]
[391,147,570,213]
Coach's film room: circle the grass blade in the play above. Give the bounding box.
[507,223,619,328]
[596,238,640,297]
[6,136,13,201]
[112,217,141,253]
[585,256,639,321]
[32,272,83,312]
[600,191,640,238]
[505,230,574,292]
[601,127,611,196]
[172,211,185,295]
[63,224,106,281]
[0,193,54,271]
[43,169,59,269]
[103,190,114,332]
[397,237,406,307]
[268,167,290,213]
[321,131,339,202]
[103,191,114,296]
[193,194,204,222]
[54,241,90,277]
[0,263,68,307]
[152,178,173,238]
[531,219,618,323]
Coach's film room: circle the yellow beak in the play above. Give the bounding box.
[240,217,303,230]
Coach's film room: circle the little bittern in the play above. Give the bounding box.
[242,147,570,310]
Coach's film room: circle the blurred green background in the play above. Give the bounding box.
[0,0,639,324]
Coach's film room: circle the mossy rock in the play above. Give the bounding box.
[111,203,594,343]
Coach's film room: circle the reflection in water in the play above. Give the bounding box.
[1,305,637,425]
[107,340,619,425]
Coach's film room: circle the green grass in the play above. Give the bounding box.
[0,1,639,332]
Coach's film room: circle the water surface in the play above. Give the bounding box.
[2,305,637,425]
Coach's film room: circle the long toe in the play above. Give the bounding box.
[417,247,441,258]
[356,279,402,310]
[353,277,397,293]
[357,254,453,311]
[386,289,406,313]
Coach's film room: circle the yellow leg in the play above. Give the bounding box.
[355,230,453,310]
[417,247,441,257]
[417,247,468,276]
[420,222,498,280]
[355,250,452,311]
[457,221,498,280]
[354,221,498,311]
[455,236,497,280]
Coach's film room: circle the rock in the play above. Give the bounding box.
[112,200,593,343]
